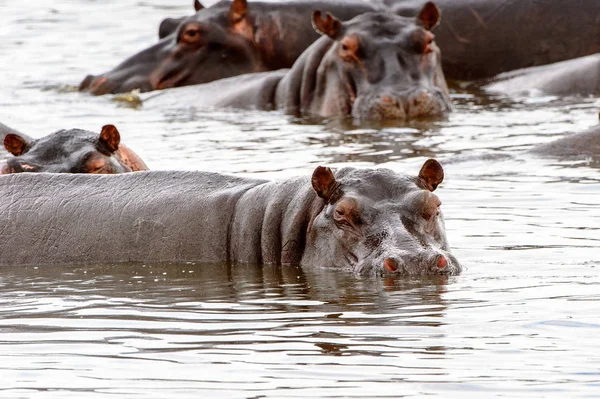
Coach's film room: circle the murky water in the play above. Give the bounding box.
[1,1,599,397]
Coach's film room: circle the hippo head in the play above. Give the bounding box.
[0,125,147,174]
[302,159,460,276]
[308,3,451,120]
[79,0,263,95]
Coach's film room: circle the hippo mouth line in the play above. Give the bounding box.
[152,67,192,90]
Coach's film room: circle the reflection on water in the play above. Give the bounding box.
[1,0,600,397]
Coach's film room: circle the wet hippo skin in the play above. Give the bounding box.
[79,0,380,95]
[387,0,600,80]
[530,124,600,158]
[0,160,460,276]
[148,5,451,121]
[0,124,148,174]
[483,54,600,97]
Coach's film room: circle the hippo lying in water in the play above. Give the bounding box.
[483,54,600,97]
[0,159,461,276]
[530,124,600,158]
[79,0,379,95]
[0,124,148,174]
[86,0,599,95]
[148,5,451,121]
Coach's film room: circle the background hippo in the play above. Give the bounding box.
[388,0,600,80]
[483,54,600,97]
[79,0,379,95]
[0,160,460,276]
[530,124,600,159]
[147,5,451,121]
[0,124,148,174]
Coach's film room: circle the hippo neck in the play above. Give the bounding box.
[229,176,325,265]
[275,37,341,117]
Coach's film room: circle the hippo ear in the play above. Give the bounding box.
[194,0,204,12]
[4,134,30,156]
[98,124,121,153]
[312,166,338,202]
[312,11,343,39]
[229,0,247,24]
[418,158,444,191]
[417,2,441,30]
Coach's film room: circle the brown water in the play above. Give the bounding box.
[1,1,599,397]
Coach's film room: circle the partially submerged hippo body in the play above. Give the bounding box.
[530,124,600,158]
[148,6,451,121]
[88,0,600,95]
[0,160,461,276]
[483,54,600,97]
[79,0,379,95]
[389,0,600,80]
[0,124,148,174]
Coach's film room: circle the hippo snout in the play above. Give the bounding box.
[353,89,450,121]
[78,74,116,95]
[7,158,40,173]
[375,250,460,276]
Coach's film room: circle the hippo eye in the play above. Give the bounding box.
[335,209,345,216]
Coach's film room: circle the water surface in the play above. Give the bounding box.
[1,1,599,397]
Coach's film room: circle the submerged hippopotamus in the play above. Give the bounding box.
[388,0,600,80]
[484,54,600,97]
[0,124,148,174]
[148,5,451,121]
[0,159,461,276]
[530,124,600,158]
[79,0,378,95]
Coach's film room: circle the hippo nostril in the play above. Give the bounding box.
[381,95,394,105]
[436,255,447,269]
[384,258,398,272]
[79,75,95,91]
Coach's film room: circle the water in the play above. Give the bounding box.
[1,1,599,397]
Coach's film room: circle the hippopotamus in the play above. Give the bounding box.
[386,0,600,80]
[483,54,600,97]
[0,124,148,174]
[530,124,600,158]
[79,0,379,95]
[147,5,451,121]
[0,159,461,276]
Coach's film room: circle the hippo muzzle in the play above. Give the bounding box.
[352,87,451,121]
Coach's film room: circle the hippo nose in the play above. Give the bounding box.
[436,255,447,269]
[7,158,39,173]
[384,257,398,272]
[79,74,95,91]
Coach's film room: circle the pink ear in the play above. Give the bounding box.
[311,166,338,201]
[229,0,247,23]
[418,158,444,191]
[99,124,121,153]
[312,11,343,39]
[417,2,441,30]
[4,134,29,156]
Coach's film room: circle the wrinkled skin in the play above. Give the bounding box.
[79,0,378,95]
[484,54,600,97]
[148,6,451,121]
[386,0,600,80]
[0,124,148,174]
[530,124,600,158]
[0,160,460,276]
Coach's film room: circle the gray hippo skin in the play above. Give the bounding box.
[530,124,600,158]
[148,4,451,121]
[1,124,148,174]
[80,0,379,95]
[0,159,460,276]
[387,0,600,80]
[484,54,600,97]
